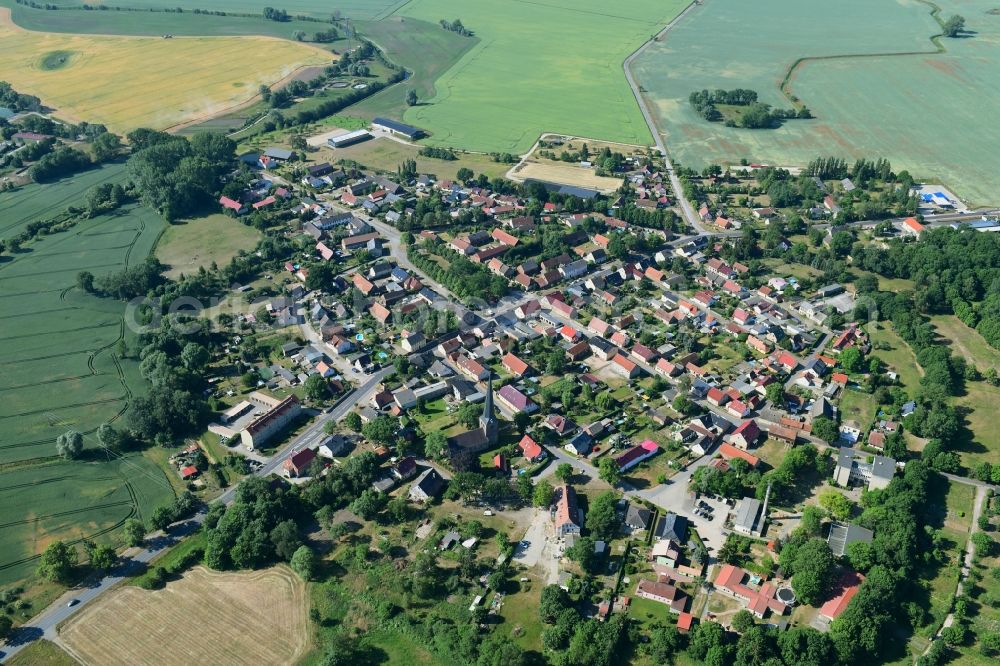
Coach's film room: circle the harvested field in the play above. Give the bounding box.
[0,8,331,133]
[510,161,624,194]
[60,566,310,666]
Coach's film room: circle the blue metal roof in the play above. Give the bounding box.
[373,117,421,137]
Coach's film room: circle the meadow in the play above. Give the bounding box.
[393,0,688,153]
[350,15,479,121]
[0,8,331,133]
[631,0,1000,205]
[0,456,175,585]
[313,136,511,180]
[155,213,261,279]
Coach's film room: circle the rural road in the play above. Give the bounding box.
[0,367,393,662]
[622,0,712,236]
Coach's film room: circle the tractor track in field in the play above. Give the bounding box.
[0,375,97,392]
[0,396,124,421]
[0,499,135,530]
[0,321,118,342]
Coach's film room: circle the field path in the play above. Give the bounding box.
[622,0,709,234]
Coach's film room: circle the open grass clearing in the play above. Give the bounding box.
[953,382,1000,468]
[865,322,923,391]
[0,8,331,133]
[395,0,688,153]
[930,314,1000,370]
[61,565,309,665]
[838,387,876,430]
[155,214,261,279]
[631,0,1000,205]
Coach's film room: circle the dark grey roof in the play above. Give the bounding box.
[827,522,874,557]
[625,504,652,530]
[656,513,688,542]
[373,116,422,137]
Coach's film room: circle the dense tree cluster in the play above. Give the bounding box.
[439,18,472,36]
[408,242,509,302]
[126,129,235,220]
[689,88,809,128]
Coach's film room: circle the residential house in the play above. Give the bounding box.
[554,485,582,538]
[283,448,317,478]
[409,468,446,502]
[496,384,537,414]
[518,435,547,462]
[635,580,687,613]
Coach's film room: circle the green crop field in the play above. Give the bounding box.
[0,0,343,39]
[392,0,687,153]
[0,204,164,464]
[0,456,174,585]
[0,196,175,586]
[350,15,479,121]
[631,0,1000,205]
[24,0,407,20]
[0,163,126,240]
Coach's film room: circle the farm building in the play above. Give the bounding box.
[372,117,423,140]
[327,129,372,148]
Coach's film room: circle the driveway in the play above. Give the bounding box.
[512,507,561,585]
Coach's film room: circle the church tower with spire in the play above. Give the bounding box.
[480,373,499,445]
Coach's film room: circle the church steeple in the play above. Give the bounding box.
[480,373,499,445]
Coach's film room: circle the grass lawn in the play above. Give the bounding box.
[953,382,1000,468]
[496,577,544,653]
[849,267,915,294]
[866,322,922,391]
[631,0,1000,205]
[755,436,790,469]
[838,388,876,430]
[360,629,452,666]
[319,137,510,180]
[762,259,823,282]
[3,639,78,666]
[395,0,688,153]
[0,9,330,133]
[155,214,261,279]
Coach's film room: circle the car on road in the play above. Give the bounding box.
[67,598,80,607]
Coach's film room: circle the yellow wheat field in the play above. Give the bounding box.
[59,566,311,666]
[0,8,331,133]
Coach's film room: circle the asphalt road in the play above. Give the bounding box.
[0,366,393,662]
